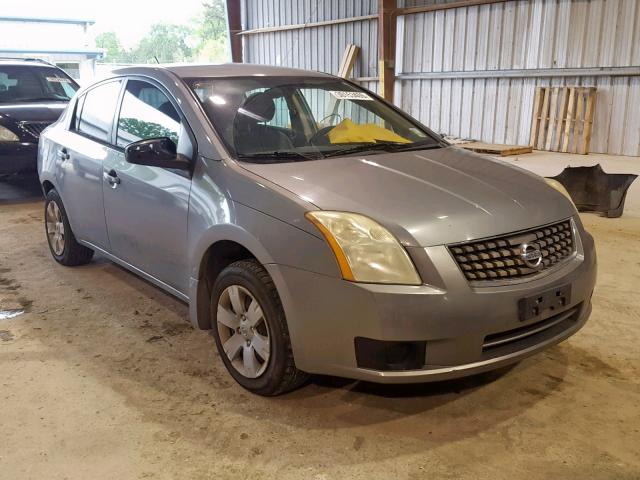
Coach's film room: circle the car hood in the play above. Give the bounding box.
[239,146,576,247]
[0,101,67,123]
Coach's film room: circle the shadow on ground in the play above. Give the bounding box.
[0,173,42,204]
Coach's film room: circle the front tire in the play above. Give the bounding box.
[211,259,309,396]
[44,189,94,266]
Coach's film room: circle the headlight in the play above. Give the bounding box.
[305,211,422,285]
[544,178,575,206]
[0,125,19,142]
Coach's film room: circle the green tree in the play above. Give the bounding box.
[199,0,227,41]
[95,31,127,63]
[131,24,194,63]
[195,0,230,62]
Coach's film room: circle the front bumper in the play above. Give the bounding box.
[267,222,597,384]
[0,142,37,175]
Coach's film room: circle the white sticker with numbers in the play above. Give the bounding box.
[46,77,72,83]
[329,91,373,101]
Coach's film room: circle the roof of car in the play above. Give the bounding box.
[113,63,334,79]
[0,58,56,67]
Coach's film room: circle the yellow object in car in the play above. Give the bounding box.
[327,119,411,144]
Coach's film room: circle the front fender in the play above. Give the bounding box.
[188,201,340,329]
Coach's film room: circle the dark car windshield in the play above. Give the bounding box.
[0,65,79,103]
[186,76,442,162]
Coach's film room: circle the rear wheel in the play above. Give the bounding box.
[44,189,94,266]
[211,259,309,395]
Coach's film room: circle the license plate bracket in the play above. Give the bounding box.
[518,284,571,322]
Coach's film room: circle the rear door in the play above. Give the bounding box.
[56,79,122,250]
[102,78,194,295]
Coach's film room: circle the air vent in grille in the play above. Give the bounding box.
[19,121,51,139]
[449,219,575,282]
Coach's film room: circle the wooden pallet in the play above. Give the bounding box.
[530,86,597,155]
[461,142,532,156]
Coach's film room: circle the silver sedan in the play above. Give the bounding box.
[38,64,597,395]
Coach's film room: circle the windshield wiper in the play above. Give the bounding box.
[13,96,69,102]
[236,150,322,162]
[387,140,444,152]
[322,140,441,158]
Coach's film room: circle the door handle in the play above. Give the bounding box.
[104,169,121,188]
[57,148,70,161]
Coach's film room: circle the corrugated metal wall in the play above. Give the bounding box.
[242,0,379,88]
[396,0,640,156]
[240,0,640,156]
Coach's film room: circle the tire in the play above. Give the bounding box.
[211,259,309,396]
[44,189,94,266]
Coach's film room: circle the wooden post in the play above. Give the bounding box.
[338,44,360,78]
[226,0,243,63]
[553,87,569,152]
[545,87,559,151]
[581,88,597,154]
[529,87,542,148]
[573,89,585,153]
[561,88,576,152]
[537,87,551,149]
[378,0,397,102]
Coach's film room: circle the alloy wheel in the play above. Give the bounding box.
[45,201,65,256]
[216,285,271,379]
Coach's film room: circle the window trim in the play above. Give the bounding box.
[113,76,198,163]
[71,78,124,146]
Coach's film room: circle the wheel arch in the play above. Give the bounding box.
[41,179,55,195]
[191,226,275,330]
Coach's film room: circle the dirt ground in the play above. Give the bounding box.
[1,173,639,480]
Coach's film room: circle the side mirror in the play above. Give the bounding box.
[125,137,190,170]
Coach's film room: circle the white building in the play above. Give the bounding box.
[0,15,104,83]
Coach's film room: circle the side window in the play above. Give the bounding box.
[76,80,122,143]
[116,80,182,148]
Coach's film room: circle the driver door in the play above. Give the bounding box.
[102,78,195,295]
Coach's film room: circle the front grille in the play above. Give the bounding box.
[19,121,51,139]
[449,219,575,282]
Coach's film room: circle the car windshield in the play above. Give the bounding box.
[186,76,442,162]
[0,65,79,103]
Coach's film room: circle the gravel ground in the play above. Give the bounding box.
[1,173,639,480]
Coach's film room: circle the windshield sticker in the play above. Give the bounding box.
[46,77,72,83]
[329,91,373,101]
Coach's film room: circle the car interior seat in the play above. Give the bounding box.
[234,92,294,154]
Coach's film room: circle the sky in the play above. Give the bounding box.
[0,0,209,47]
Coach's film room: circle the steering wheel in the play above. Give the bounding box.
[310,113,344,145]
[318,113,342,127]
[309,125,335,145]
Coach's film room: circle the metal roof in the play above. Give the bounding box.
[0,48,104,59]
[0,57,55,66]
[0,15,95,25]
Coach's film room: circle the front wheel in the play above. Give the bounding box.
[211,259,309,395]
[44,189,94,266]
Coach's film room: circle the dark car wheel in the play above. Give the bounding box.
[211,259,309,396]
[44,189,94,266]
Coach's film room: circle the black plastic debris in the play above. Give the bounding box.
[548,164,638,218]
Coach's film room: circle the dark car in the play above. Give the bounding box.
[0,58,79,175]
